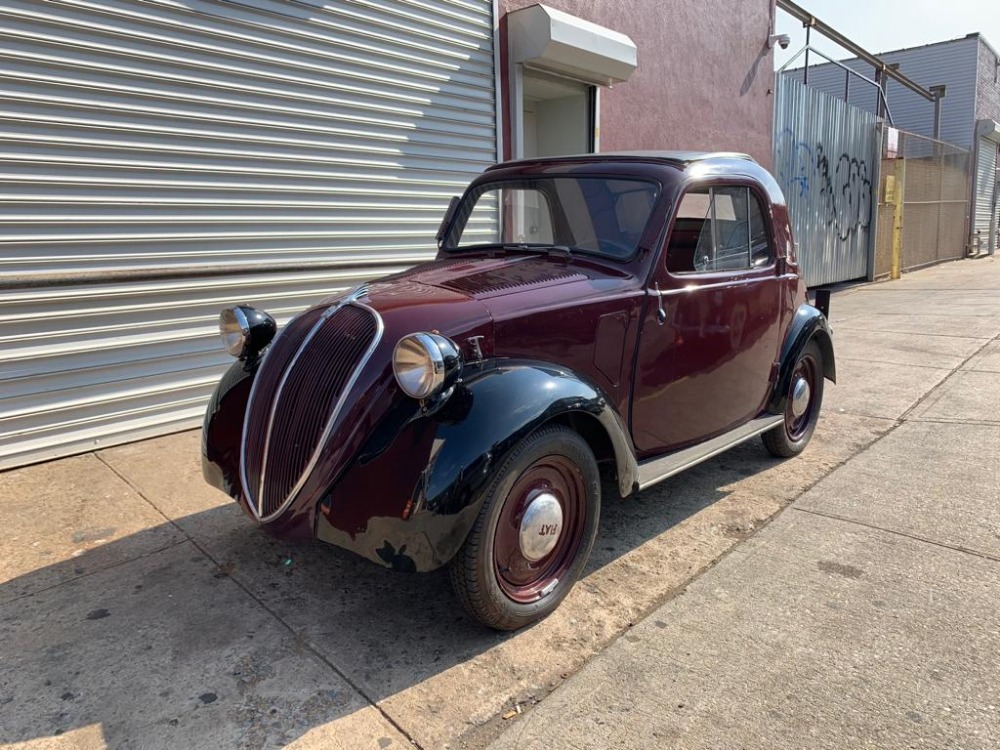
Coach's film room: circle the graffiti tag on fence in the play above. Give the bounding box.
[776,128,872,242]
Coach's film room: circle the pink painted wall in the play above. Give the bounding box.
[499,0,776,168]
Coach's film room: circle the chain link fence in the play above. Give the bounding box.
[874,129,972,278]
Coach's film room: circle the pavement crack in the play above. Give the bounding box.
[837,356,952,372]
[791,507,1000,565]
[93,453,191,536]
[1,538,191,604]
[832,327,992,340]
[905,416,1000,426]
[835,357,954,371]
[899,334,1000,422]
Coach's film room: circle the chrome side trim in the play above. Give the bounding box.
[636,415,784,491]
[655,275,777,297]
[239,285,378,520]
[257,302,384,523]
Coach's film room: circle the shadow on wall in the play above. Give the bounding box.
[0,437,783,748]
[741,40,772,97]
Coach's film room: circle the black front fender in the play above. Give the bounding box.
[767,304,836,414]
[421,362,638,509]
[317,361,638,572]
[201,356,259,498]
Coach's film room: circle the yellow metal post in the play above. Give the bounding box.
[890,157,905,280]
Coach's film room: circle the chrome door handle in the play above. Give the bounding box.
[654,283,667,325]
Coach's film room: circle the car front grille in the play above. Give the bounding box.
[240,301,382,521]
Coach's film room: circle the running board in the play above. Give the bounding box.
[637,415,784,491]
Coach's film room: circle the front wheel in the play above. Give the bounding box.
[762,340,824,458]
[450,425,600,631]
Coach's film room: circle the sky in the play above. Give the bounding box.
[774,0,1000,71]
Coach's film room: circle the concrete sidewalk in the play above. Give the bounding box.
[489,257,1000,750]
[0,256,997,750]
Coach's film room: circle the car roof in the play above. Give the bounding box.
[487,151,756,172]
[479,150,787,209]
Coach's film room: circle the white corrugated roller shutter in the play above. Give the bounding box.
[974,138,998,248]
[0,0,497,469]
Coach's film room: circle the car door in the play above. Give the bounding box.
[630,183,783,454]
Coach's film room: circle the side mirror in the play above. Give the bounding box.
[436,196,461,247]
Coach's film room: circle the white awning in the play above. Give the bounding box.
[507,4,637,87]
[977,119,1000,143]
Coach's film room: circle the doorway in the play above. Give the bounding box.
[519,69,595,159]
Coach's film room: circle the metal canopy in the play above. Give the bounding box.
[507,4,637,87]
[977,119,1000,143]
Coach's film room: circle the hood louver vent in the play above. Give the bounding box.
[440,265,586,298]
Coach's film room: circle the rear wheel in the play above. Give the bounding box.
[763,340,824,457]
[450,425,600,631]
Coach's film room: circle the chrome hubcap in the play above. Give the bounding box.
[518,492,563,562]
[791,376,811,418]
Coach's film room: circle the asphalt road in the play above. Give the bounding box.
[1,256,997,749]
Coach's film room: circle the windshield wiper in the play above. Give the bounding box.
[502,243,575,259]
[450,242,581,259]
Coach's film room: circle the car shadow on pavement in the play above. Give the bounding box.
[0,442,780,749]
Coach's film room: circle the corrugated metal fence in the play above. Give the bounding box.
[774,75,879,286]
[0,0,497,469]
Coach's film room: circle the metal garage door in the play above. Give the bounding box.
[974,137,998,252]
[0,0,497,469]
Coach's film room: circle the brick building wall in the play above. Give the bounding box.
[974,36,1000,127]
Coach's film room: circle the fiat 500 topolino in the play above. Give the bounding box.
[202,151,835,630]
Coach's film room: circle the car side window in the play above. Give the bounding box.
[710,187,749,271]
[667,187,771,274]
[666,190,712,274]
[748,191,773,267]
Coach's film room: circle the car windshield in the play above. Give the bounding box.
[442,176,660,260]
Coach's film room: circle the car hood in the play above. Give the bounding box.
[382,254,591,298]
[365,254,632,332]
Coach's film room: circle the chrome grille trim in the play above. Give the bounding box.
[239,286,382,521]
[264,303,384,521]
[240,309,308,518]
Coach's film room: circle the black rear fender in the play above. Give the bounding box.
[768,304,836,414]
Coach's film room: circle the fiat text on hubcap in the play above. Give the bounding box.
[518,492,563,562]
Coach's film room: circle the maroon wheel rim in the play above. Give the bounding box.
[786,352,819,440]
[492,454,586,604]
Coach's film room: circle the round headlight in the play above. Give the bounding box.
[219,305,276,359]
[220,307,250,357]
[393,333,462,400]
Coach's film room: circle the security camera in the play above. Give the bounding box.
[769,33,791,50]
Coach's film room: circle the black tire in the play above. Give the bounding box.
[763,340,824,458]
[449,425,600,631]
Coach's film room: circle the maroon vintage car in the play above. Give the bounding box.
[202,151,835,630]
